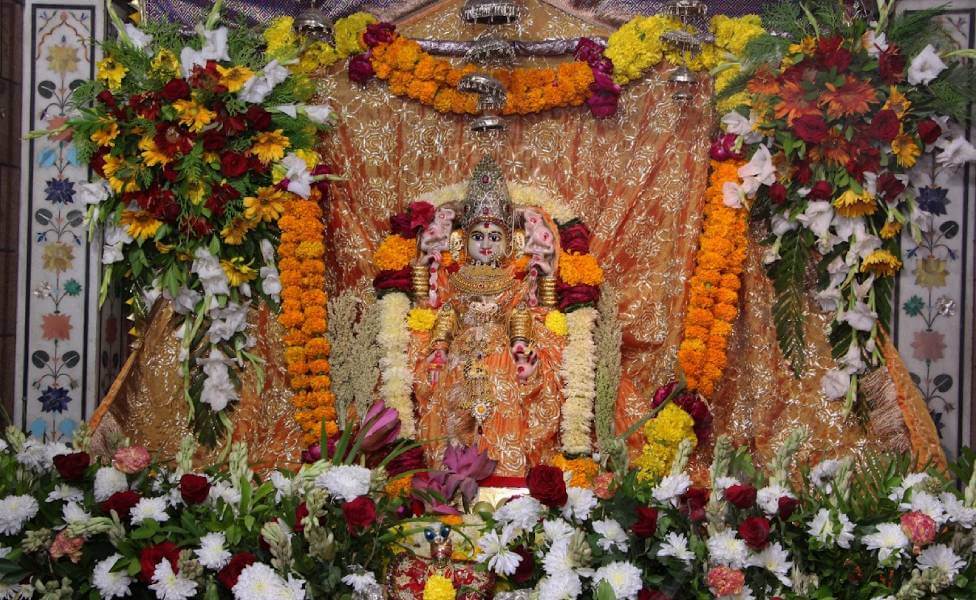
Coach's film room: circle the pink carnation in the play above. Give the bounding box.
[900,511,937,549]
[112,446,151,474]
[707,566,745,597]
[49,529,84,563]
[593,472,615,499]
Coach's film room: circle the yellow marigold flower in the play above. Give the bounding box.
[385,475,413,497]
[296,41,340,74]
[634,440,673,483]
[249,130,290,164]
[833,189,877,218]
[221,257,258,286]
[422,574,455,600]
[883,86,912,118]
[90,120,119,147]
[879,221,902,239]
[559,252,604,286]
[120,210,162,241]
[407,308,437,332]
[172,99,216,133]
[891,133,921,168]
[373,235,417,271]
[334,12,377,58]
[789,36,816,56]
[150,49,180,78]
[96,56,127,90]
[243,186,288,222]
[263,16,298,60]
[137,136,172,166]
[861,249,902,277]
[215,64,255,93]
[221,217,255,245]
[644,403,697,447]
[544,310,568,336]
[438,514,464,527]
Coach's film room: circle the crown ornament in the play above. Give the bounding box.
[461,156,514,234]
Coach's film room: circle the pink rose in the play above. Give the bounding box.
[593,472,615,499]
[707,566,745,597]
[900,511,937,550]
[112,446,151,474]
[586,70,621,119]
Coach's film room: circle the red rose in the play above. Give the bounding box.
[220,152,249,178]
[244,105,272,131]
[556,283,600,311]
[160,78,191,102]
[206,183,239,218]
[222,114,247,136]
[408,201,436,232]
[816,36,851,72]
[587,70,621,119]
[917,118,942,145]
[792,114,829,144]
[182,216,213,237]
[777,496,800,519]
[879,45,906,84]
[793,160,812,185]
[877,172,906,202]
[100,490,141,521]
[631,506,658,538]
[202,129,227,152]
[869,109,900,143]
[179,473,211,505]
[724,484,757,509]
[526,465,568,508]
[154,122,194,156]
[767,182,788,205]
[139,541,180,583]
[512,546,535,584]
[294,502,310,533]
[373,267,412,295]
[97,90,117,108]
[342,496,378,532]
[363,22,396,48]
[681,487,709,522]
[53,452,90,481]
[559,222,592,254]
[90,148,109,177]
[639,590,671,600]
[739,516,771,549]
[348,53,376,84]
[809,180,834,200]
[218,552,256,589]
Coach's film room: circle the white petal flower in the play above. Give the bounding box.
[476,527,522,576]
[723,181,746,209]
[797,201,835,239]
[889,473,929,501]
[47,484,84,503]
[150,559,198,600]
[593,561,643,600]
[196,532,232,570]
[738,145,776,197]
[94,467,129,502]
[657,531,694,562]
[940,493,976,528]
[936,136,976,166]
[315,465,372,502]
[706,529,749,569]
[77,181,111,205]
[907,44,947,86]
[899,491,946,525]
[821,369,850,400]
[748,542,793,587]
[863,523,909,561]
[866,32,888,57]
[131,496,170,525]
[61,501,91,527]
[281,153,313,199]
[93,553,132,599]
[494,496,545,533]
[124,23,153,51]
[191,247,230,297]
[543,519,575,545]
[593,518,629,552]
[198,348,238,412]
[341,571,379,594]
[274,104,298,118]
[232,563,296,600]
[917,543,965,580]
[652,473,691,506]
[561,487,598,522]
[756,485,794,516]
[807,509,853,549]
[810,459,842,492]
[840,301,877,332]
[302,105,335,125]
[0,495,39,535]
[537,570,582,600]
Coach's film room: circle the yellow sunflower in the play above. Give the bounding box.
[249,130,291,164]
[861,249,902,277]
[221,257,258,286]
[243,186,287,222]
[102,155,139,193]
[150,49,181,79]
[90,120,120,147]
[883,86,911,118]
[215,65,255,92]
[172,99,216,133]
[120,210,163,241]
[891,133,921,168]
[96,56,127,90]
[220,217,255,245]
[137,136,172,166]
[879,221,902,239]
[833,189,877,218]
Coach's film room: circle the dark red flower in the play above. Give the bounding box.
[916,118,942,145]
[182,216,213,237]
[220,152,249,178]
[301,442,322,464]
[363,22,396,47]
[206,183,239,218]
[154,122,195,156]
[816,36,852,72]
[879,45,906,84]
[710,133,743,161]
[526,465,568,508]
[559,222,592,254]
[100,490,141,521]
[129,92,162,120]
[868,109,900,143]
[575,38,606,66]
[244,105,272,131]
[724,484,756,509]
[161,164,179,183]
[652,382,679,407]
[349,53,375,84]
[53,452,90,481]
[792,114,829,144]
[767,182,788,205]
[139,541,180,583]
[202,130,227,152]
[90,148,109,177]
[809,180,834,200]
[294,502,315,533]
[586,70,621,119]
[556,282,600,311]
[97,90,117,108]
[681,487,710,522]
[188,60,226,94]
[739,516,771,549]
[373,267,412,294]
[385,445,425,477]
[218,552,256,589]
[777,496,800,519]
[160,78,192,102]
[342,496,378,532]
[638,590,671,600]
[180,473,211,505]
[631,506,658,538]
[144,187,180,222]
[512,546,536,584]
[877,172,906,202]
[793,160,812,185]
[222,113,248,137]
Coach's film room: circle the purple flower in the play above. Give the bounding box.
[363,22,396,48]
[412,471,462,515]
[442,444,497,504]
[301,442,322,464]
[359,400,401,452]
[575,38,612,72]
[39,386,71,413]
[586,70,621,119]
[917,187,949,216]
[45,178,75,204]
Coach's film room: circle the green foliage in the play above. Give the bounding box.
[766,228,812,376]
[761,2,806,38]
[887,7,949,56]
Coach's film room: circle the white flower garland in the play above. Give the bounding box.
[560,308,598,455]
[415,182,577,225]
[376,292,415,437]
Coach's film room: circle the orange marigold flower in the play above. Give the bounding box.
[373,235,417,271]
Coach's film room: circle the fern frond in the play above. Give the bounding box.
[767,229,811,377]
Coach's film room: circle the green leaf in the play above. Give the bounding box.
[766,229,811,376]
[595,580,617,600]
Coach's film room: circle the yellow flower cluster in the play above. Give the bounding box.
[605,15,678,85]
[291,12,374,75]
[544,310,568,336]
[96,56,127,90]
[264,16,299,61]
[558,252,604,286]
[552,454,599,488]
[423,575,456,600]
[634,403,697,484]
[373,235,417,271]
[407,308,437,332]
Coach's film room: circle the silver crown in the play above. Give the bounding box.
[461,0,520,24]
[462,156,514,233]
[458,73,507,111]
[464,35,516,66]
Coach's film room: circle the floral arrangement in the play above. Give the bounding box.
[559,307,598,455]
[377,292,415,437]
[44,4,336,442]
[677,158,748,398]
[712,0,976,414]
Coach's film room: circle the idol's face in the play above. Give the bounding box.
[466,220,507,264]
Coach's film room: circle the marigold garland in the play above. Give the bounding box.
[677,160,748,398]
[278,192,338,445]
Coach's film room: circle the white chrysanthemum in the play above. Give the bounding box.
[542,539,575,576]
[543,519,575,545]
[888,472,929,501]
[495,496,545,533]
[593,518,629,553]
[900,491,946,525]
[16,439,70,472]
[93,553,133,599]
[477,527,522,576]
[149,559,198,600]
[748,542,793,587]
[537,570,582,600]
[196,532,232,570]
[210,481,242,507]
[658,532,694,562]
[706,529,749,569]
[756,485,793,516]
[917,543,965,580]
[341,571,379,594]
[807,509,854,549]
[47,484,84,503]
[940,493,976,528]
[61,501,91,527]
[315,465,372,502]
[0,495,39,535]
[652,473,691,506]
[863,523,909,561]
[809,459,841,492]
[561,487,598,522]
[94,467,129,502]
[232,562,292,600]
[593,561,643,600]
[131,496,170,525]
[282,575,306,600]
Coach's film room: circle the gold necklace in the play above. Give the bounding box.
[449,264,514,297]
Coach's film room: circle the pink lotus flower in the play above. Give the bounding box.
[443,444,497,504]
[901,511,937,550]
[359,400,401,452]
[412,471,462,515]
[112,446,151,474]
[707,566,745,597]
